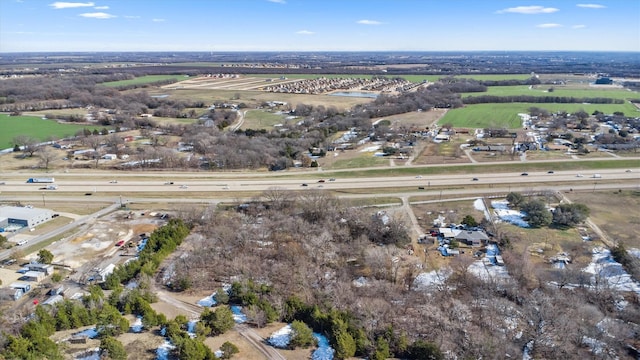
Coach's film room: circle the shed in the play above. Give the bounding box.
[22,271,46,282]
[28,263,53,275]
[10,282,31,293]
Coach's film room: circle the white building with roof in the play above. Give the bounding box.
[0,206,53,229]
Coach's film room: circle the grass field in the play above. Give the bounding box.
[241,110,289,130]
[101,75,188,87]
[462,85,639,101]
[454,74,533,81]
[0,114,103,149]
[438,104,524,129]
[439,101,639,129]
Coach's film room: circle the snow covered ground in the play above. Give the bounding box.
[130,316,143,333]
[473,198,491,221]
[412,268,451,291]
[583,247,640,295]
[72,328,99,339]
[266,324,335,359]
[491,200,529,228]
[231,305,247,323]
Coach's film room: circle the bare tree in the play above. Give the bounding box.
[37,146,58,169]
[13,135,40,157]
[82,135,103,168]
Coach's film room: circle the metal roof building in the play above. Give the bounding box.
[0,206,53,229]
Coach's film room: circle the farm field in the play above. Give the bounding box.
[454,74,533,81]
[438,104,524,129]
[101,75,188,87]
[0,114,103,150]
[439,101,639,129]
[462,85,639,101]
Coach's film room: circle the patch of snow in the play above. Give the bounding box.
[468,260,510,282]
[73,328,99,339]
[156,339,175,360]
[413,268,452,291]
[130,316,143,333]
[583,247,640,295]
[492,200,529,228]
[629,248,640,259]
[522,340,534,360]
[231,305,247,324]
[125,281,138,290]
[352,276,368,287]
[197,293,217,307]
[187,320,197,338]
[312,332,335,360]
[214,349,224,358]
[267,324,292,349]
[360,145,381,152]
[74,348,100,360]
[473,198,491,220]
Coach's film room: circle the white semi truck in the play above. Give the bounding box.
[26,177,55,183]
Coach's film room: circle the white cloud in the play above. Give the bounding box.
[497,6,559,14]
[94,5,109,10]
[357,19,383,25]
[267,0,286,3]
[79,12,115,19]
[296,30,314,35]
[152,18,165,22]
[536,23,563,28]
[49,1,94,9]
[577,3,606,9]
[572,24,587,29]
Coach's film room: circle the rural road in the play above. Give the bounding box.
[155,290,286,360]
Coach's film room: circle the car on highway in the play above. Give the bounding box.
[109,180,118,183]
[318,179,325,183]
[329,178,336,181]
[576,174,584,177]
[179,185,189,189]
[418,186,425,190]
[547,170,554,174]
[164,181,174,185]
[472,177,479,181]
[301,183,308,187]
[625,169,632,173]
[521,173,528,176]
[0,181,5,185]
[415,175,422,178]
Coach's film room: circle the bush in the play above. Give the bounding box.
[289,320,317,349]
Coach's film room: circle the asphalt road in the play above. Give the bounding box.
[0,168,637,195]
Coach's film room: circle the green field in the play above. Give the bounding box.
[101,75,188,87]
[454,74,533,81]
[438,104,524,129]
[439,101,639,129]
[241,110,289,130]
[462,85,640,101]
[0,114,102,149]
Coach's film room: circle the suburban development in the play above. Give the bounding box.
[0,50,639,360]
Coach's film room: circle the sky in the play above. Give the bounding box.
[0,0,638,52]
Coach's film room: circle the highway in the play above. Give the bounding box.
[0,168,637,195]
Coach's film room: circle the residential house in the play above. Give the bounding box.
[455,230,489,247]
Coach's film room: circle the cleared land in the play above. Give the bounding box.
[101,75,188,87]
[0,114,102,149]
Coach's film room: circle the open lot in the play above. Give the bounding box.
[0,114,102,150]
